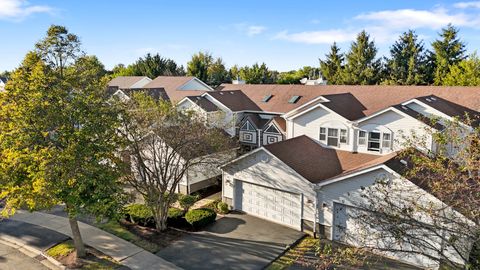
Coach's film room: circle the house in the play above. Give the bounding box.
[220,135,471,269]
[0,76,7,92]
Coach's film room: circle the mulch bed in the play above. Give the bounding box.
[119,219,189,249]
[54,244,125,269]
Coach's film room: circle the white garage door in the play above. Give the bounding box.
[234,180,302,230]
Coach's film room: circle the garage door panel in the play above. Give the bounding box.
[234,180,301,230]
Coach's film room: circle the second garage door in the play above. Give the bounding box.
[234,180,302,230]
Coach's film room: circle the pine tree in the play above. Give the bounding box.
[320,42,344,84]
[431,24,466,85]
[384,30,427,85]
[343,31,382,85]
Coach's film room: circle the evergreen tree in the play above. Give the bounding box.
[320,42,344,84]
[443,53,480,86]
[239,63,277,84]
[431,24,466,85]
[131,53,184,78]
[384,30,427,85]
[342,31,382,85]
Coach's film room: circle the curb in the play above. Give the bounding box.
[0,236,66,270]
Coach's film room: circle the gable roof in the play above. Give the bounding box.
[108,76,150,89]
[241,113,269,129]
[270,116,286,133]
[144,76,208,102]
[264,135,395,184]
[207,90,261,112]
[218,84,480,117]
[393,104,445,130]
[414,95,480,127]
[185,96,218,112]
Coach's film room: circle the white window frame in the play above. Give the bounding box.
[319,127,326,141]
[327,128,339,147]
[320,127,348,147]
[241,121,256,132]
[360,129,393,152]
[382,133,392,149]
[358,130,367,146]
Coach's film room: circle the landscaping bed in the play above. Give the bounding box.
[46,239,126,269]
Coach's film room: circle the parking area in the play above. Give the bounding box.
[157,212,305,270]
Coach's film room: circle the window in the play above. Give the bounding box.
[288,95,301,104]
[368,132,381,151]
[382,133,392,149]
[358,131,366,145]
[265,125,280,134]
[267,136,278,144]
[241,121,256,131]
[319,127,326,141]
[327,129,339,146]
[242,133,253,142]
[340,129,348,144]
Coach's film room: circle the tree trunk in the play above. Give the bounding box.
[68,216,86,258]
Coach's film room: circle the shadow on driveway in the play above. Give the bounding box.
[157,212,305,270]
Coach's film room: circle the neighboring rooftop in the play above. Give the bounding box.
[108,76,151,89]
[415,95,480,126]
[218,84,480,117]
[207,90,261,112]
[264,135,395,184]
[186,96,218,112]
[143,76,210,102]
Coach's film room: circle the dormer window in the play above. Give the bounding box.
[358,129,392,152]
[241,121,256,131]
[288,95,301,104]
[265,125,280,134]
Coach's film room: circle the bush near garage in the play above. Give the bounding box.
[178,194,199,212]
[167,207,187,227]
[216,201,229,214]
[124,204,154,227]
[185,208,217,229]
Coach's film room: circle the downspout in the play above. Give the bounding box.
[314,195,318,239]
[258,129,261,147]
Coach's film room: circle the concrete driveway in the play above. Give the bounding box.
[157,212,305,270]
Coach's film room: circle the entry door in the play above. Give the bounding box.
[333,203,347,241]
[235,180,302,230]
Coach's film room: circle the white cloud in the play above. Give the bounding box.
[454,1,480,9]
[274,29,357,44]
[0,0,52,21]
[246,25,266,36]
[355,8,472,29]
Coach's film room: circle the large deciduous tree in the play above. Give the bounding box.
[187,51,228,87]
[320,42,345,85]
[384,30,428,85]
[353,118,480,268]
[342,31,382,85]
[237,62,277,84]
[431,24,466,85]
[0,26,124,260]
[277,66,320,84]
[119,93,235,231]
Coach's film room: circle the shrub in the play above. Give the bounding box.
[185,208,216,229]
[178,194,199,212]
[167,207,186,227]
[124,204,154,226]
[216,202,229,214]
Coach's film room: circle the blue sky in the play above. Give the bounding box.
[1,0,480,72]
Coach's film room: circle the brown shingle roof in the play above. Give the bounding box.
[264,135,394,184]
[108,76,149,89]
[207,90,261,111]
[186,96,218,112]
[393,104,445,130]
[219,84,480,117]
[415,95,480,126]
[144,76,208,102]
[271,116,286,133]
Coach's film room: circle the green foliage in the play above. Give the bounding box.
[168,207,184,219]
[342,30,382,85]
[216,201,229,214]
[277,66,320,84]
[432,24,466,85]
[187,51,228,87]
[124,204,153,225]
[46,240,75,258]
[443,53,480,86]
[384,30,428,85]
[111,53,184,79]
[320,42,344,84]
[236,62,277,84]
[178,194,199,212]
[0,26,125,223]
[185,208,217,229]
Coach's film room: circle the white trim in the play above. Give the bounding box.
[402,99,472,129]
[201,93,234,113]
[316,164,399,188]
[282,96,330,118]
[177,77,214,91]
[284,103,350,122]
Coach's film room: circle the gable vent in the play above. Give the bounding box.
[288,95,301,104]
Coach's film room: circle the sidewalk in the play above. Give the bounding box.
[5,210,181,270]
